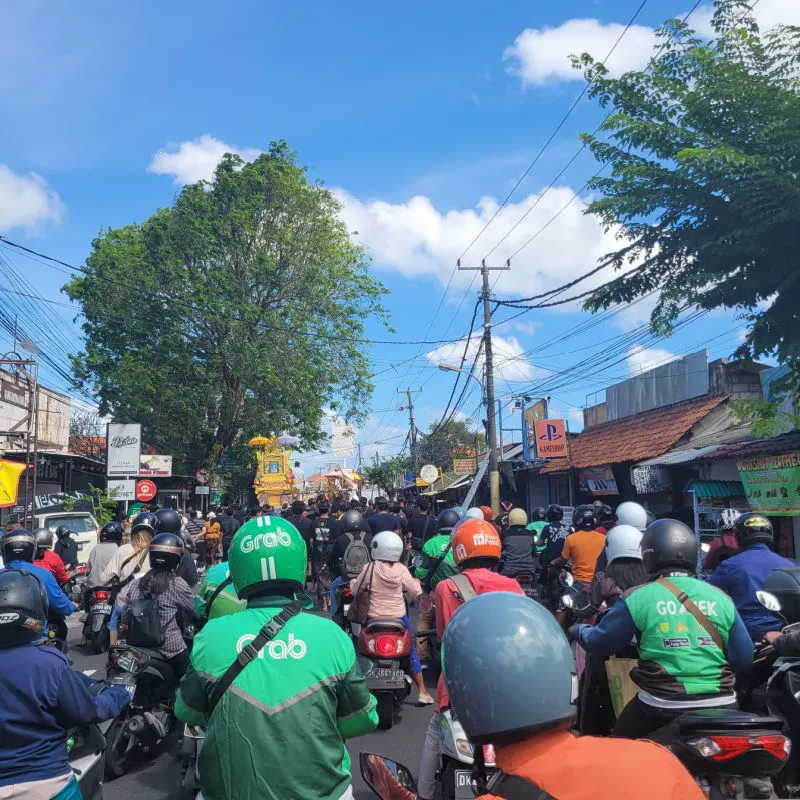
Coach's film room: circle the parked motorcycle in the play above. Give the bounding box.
[357,618,413,730]
[84,586,117,654]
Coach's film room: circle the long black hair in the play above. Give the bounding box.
[605,557,648,593]
[145,570,175,596]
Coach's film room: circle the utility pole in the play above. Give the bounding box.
[457,258,509,518]
[398,388,422,476]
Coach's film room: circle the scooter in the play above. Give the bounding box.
[63,564,88,603]
[357,618,413,730]
[69,720,112,800]
[514,570,538,600]
[84,586,117,654]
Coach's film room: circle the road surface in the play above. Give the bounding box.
[67,611,432,799]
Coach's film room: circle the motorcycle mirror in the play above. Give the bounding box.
[559,572,574,588]
[757,591,782,613]
[360,752,418,799]
[700,542,711,553]
[298,592,316,611]
[562,594,575,609]
[417,593,433,614]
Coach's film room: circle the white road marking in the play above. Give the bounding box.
[82,669,96,676]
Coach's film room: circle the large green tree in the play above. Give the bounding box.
[418,418,484,471]
[66,142,388,471]
[361,455,412,496]
[577,1,800,402]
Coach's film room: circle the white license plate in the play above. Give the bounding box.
[455,770,477,798]
[343,604,351,614]
[372,668,404,681]
[93,604,112,614]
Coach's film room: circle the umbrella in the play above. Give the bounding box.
[277,435,300,447]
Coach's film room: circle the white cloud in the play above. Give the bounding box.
[336,186,626,299]
[504,18,657,87]
[626,345,676,375]
[753,0,800,28]
[0,164,63,231]
[513,320,540,337]
[548,404,585,432]
[147,135,262,185]
[425,333,541,384]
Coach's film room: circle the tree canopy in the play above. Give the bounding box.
[577,1,800,402]
[66,142,388,472]
[417,418,484,471]
[361,454,412,496]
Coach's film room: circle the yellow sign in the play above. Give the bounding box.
[0,459,27,508]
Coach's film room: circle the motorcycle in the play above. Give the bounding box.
[357,618,413,730]
[69,720,112,800]
[84,586,117,654]
[417,593,441,682]
[514,570,538,600]
[63,564,88,603]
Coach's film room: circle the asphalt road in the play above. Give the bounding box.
[67,609,432,799]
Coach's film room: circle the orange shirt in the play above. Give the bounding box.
[561,529,606,583]
[479,729,704,800]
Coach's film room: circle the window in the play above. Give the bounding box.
[45,515,95,533]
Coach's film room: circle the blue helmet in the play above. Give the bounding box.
[442,592,576,743]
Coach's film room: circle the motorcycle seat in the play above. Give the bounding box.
[365,617,407,633]
[677,708,784,732]
[135,649,179,684]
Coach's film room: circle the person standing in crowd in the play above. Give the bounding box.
[219,508,241,563]
[203,513,221,567]
[292,461,306,495]
[366,497,402,537]
[185,510,206,568]
[407,497,438,550]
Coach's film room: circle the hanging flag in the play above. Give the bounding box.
[0,460,28,508]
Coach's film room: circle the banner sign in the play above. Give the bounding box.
[106,423,141,476]
[630,464,672,495]
[737,452,800,515]
[533,419,568,458]
[217,450,243,471]
[107,479,136,501]
[579,465,619,496]
[1,378,28,409]
[453,457,477,474]
[0,459,27,508]
[139,454,172,477]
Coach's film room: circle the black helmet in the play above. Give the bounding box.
[572,504,593,526]
[148,532,184,572]
[763,567,800,625]
[55,525,72,541]
[442,593,576,743]
[34,527,54,558]
[2,529,36,564]
[131,511,158,537]
[596,504,615,525]
[100,521,123,544]
[0,570,48,647]
[154,508,182,534]
[734,512,773,548]
[340,510,363,534]
[546,504,563,523]
[641,518,697,574]
[438,509,461,532]
[532,506,547,522]
[574,507,597,532]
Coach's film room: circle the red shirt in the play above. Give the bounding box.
[434,568,524,709]
[34,550,70,585]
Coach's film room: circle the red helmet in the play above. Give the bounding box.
[451,519,502,566]
[479,505,493,522]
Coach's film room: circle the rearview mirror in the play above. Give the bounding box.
[700,542,711,553]
[757,591,781,613]
[559,571,574,588]
[360,752,417,799]
[562,594,575,609]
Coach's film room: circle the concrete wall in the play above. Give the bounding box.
[708,358,766,400]
[0,381,71,452]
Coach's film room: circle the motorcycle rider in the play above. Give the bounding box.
[537,504,570,600]
[573,519,753,739]
[588,524,648,610]
[176,515,378,800]
[442,592,705,800]
[595,500,648,573]
[595,503,616,535]
[499,508,537,578]
[77,521,123,646]
[707,512,792,642]
[327,508,371,617]
[407,496,438,550]
[33,528,70,585]
[195,560,246,622]
[525,506,548,554]
[414,507,459,661]
[703,509,739,572]
[762,566,800,653]
[1,529,76,619]
[0,570,131,800]
[53,526,79,570]
[155,507,199,588]
[416,518,524,800]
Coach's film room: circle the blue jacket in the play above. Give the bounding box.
[2,561,75,617]
[707,544,795,640]
[0,644,130,787]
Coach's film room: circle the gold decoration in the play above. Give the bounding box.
[250,434,297,506]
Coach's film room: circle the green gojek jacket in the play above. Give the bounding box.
[415,533,457,591]
[176,596,378,800]
[194,562,247,621]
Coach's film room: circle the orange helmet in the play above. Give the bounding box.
[451,519,501,567]
[480,505,493,521]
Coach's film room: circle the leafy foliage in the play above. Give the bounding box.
[417,419,484,471]
[65,142,388,472]
[361,454,412,496]
[68,409,107,460]
[64,485,118,526]
[730,398,800,439]
[576,1,800,405]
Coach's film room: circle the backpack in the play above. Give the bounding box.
[314,516,331,544]
[126,577,165,648]
[342,531,371,579]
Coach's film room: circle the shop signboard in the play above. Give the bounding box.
[453,458,477,474]
[737,452,800,516]
[139,454,172,476]
[533,419,568,458]
[630,464,672,495]
[106,423,141,476]
[579,465,619,496]
[107,480,136,502]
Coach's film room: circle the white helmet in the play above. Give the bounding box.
[465,507,484,521]
[371,531,404,562]
[615,502,647,532]
[605,524,644,564]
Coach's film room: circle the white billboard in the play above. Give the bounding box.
[107,479,136,501]
[331,419,355,459]
[139,454,172,476]
[106,423,141,476]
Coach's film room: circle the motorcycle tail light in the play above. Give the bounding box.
[690,734,790,761]
[483,744,496,766]
[76,565,87,575]
[94,590,109,602]
[375,635,396,656]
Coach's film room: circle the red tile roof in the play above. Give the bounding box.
[541,394,729,473]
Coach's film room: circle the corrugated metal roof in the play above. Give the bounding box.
[686,479,745,498]
[637,445,721,466]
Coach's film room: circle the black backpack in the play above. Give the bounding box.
[126,576,164,648]
[342,531,371,579]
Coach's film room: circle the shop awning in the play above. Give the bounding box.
[686,479,745,498]
[637,445,721,467]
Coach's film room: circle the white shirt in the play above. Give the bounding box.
[293,466,306,490]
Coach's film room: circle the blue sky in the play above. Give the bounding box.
[2,0,793,474]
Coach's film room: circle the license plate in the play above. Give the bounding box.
[343,604,351,614]
[93,604,112,614]
[117,653,138,672]
[371,668,404,682]
[455,770,478,799]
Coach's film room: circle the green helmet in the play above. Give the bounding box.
[229,515,307,599]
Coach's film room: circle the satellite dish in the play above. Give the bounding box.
[419,464,438,484]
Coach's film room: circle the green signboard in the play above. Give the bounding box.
[210,487,224,505]
[737,452,800,516]
[217,450,243,472]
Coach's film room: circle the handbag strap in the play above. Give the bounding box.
[450,572,477,603]
[657,577,725,650]
[116,549,146,590]
[486,771,561,800]
[422,541,452,594]
[209,599,304,714]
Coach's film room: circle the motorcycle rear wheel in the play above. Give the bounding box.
[376,693,394,730]
[104,717,135,779]
[91,626,110,655]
